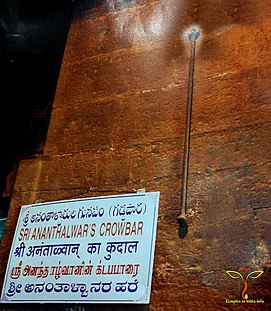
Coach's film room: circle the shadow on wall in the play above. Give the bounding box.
[0,0,74,219]
[0,218,6,240]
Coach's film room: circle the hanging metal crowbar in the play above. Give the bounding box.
[177,27,200,239]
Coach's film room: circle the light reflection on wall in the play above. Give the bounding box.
[105,0,185,46]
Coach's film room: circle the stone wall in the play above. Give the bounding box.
[0,0,270,310]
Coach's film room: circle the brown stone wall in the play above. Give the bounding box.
[1,0,270,310]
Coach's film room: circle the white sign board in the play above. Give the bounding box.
[1,192,159,304]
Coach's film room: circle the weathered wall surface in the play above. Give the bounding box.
[1,0,270,310]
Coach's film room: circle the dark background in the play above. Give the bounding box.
[0,0,73,218]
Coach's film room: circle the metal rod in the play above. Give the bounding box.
[177,27,200,239]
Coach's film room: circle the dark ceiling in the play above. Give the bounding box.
[0,0,73,217]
